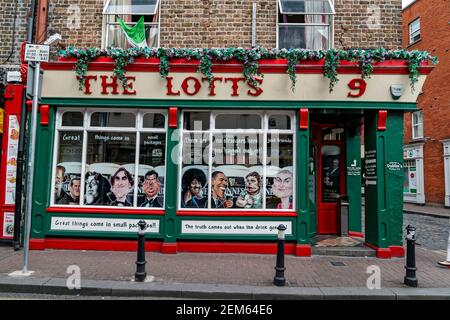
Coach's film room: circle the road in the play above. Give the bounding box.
[403,213,449,253]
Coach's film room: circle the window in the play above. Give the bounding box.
[403,159,417,194]
[179,111,295,211]
[277,0,334,50]
[52,109,167,209]
[412,111,423,139]
[103,0,160,48]
[409,18,420,44]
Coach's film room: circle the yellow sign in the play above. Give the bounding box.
[0,109,4,134]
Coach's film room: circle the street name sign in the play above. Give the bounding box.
[24,44,50,62]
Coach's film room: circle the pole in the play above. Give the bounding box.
[14,0,37,250]
[22,61,40,273]
[135,220,147,282]
[251,3,257,48]
[404,224,418,287]
[273,224,286,286]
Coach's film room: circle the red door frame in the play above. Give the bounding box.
[315,124,346,235]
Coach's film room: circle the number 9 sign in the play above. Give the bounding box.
[347,79,367,98]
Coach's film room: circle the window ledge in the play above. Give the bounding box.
[409,137,425,143]
[47,207,165,215]
[177,210,297,217]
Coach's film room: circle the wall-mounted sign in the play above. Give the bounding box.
[50,217,160,233]
[181,220,292,236]
[387,161,402,171]
[390,84,404,100]
[2,212,14,237]
[24,44,50,62]
[5,115,19,204]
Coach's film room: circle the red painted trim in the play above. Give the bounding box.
[378,110,387,131]
[46,207,165,215]
[364,242,392,259]
[42,59,434,75]
[169,107,178,128]
[295,244,312,257]
[161,243,178,254]
[177,210,297,217]
[177,241,296,255]
[349,231,364,238]
[31,238,163,252]
[299,108,309,130]
[39,104,50,126]
[389,245,405,257]
[29,239,46,250]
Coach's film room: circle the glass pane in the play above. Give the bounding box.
[181,133,210,209]
[142,113,165,128]
[279,25,329,50]
[85,132,136,206]
[137,133,166,207]
[54,131,83,205]
[183,112,210,131]
[321,145,341,203]
[104,0,158,15]
[269,115,291,130]
[107,23,158,48]
[90,112,135,127]
[279,0,333,14]
[266,134,294,209]
[211,133,263,209]
[215,114,261,129]
[62,112,84,127]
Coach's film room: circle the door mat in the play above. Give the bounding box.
[315,237,362,247]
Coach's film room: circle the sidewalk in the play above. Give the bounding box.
[403,203,450,219]
[0,244,449,299]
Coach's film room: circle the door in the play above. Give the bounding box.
[317,142,345,234]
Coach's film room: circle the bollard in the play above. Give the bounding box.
[404,225,418,287]
[273,224,287,287]
[438,227,450,268]
[135,220,147,282]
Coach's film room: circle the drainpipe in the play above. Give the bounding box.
[13,0,38,250]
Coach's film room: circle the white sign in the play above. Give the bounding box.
[181,220,292,235]
[5,116,19,204]
[2,212,14,237]
[50,217,160,233]
[25,44,50,62]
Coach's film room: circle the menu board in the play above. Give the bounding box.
[5,116,19,205]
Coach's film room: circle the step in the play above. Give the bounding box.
[312,246,376,257]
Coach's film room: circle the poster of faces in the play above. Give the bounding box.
[54,131,166,207]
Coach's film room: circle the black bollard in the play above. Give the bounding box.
[135,220,147,282]
[404,224,418,287]
[273,224,287,286]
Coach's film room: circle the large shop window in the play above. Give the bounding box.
[52,109,167,209]
[103,0,160,48]
[180,111,296,211]
[277,0,334,50]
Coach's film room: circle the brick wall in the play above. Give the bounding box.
[334,0,403,49]
[0,0,30,71]
[402,0,450,205]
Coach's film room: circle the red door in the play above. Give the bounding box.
[317,141,345,234]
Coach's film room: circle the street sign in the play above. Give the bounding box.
[26,62,44,100]
[24,44,50,62]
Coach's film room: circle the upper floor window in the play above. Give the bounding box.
[277,0,335,50]
[103,0,160,48]
[409,18,420,44]
[412,111,423,139]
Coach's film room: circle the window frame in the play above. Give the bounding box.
[51,108,168,210]
[276,0,334,50]
[178,110,296,213]
[102,0,161,49]
[409,18,421,44]
[412,110,423,140]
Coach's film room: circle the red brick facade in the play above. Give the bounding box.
[402,0,450,205]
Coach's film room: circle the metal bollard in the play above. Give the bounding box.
[404,225,418,287]
[135,220,147,282]
[273,224,287,287]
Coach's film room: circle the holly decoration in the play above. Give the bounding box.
[60,47,438,93]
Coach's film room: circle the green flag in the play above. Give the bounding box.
[118,16,148,48]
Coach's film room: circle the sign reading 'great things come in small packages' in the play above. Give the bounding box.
[50,217,160,233]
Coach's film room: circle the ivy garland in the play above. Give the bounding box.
[60,46,438,93]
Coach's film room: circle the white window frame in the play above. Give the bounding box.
[409,18,421,44]
[51,108,168,210]
[412,110,423,140]
[178,110,296,212]
[102,0,161,49]
[277,0,335,50]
